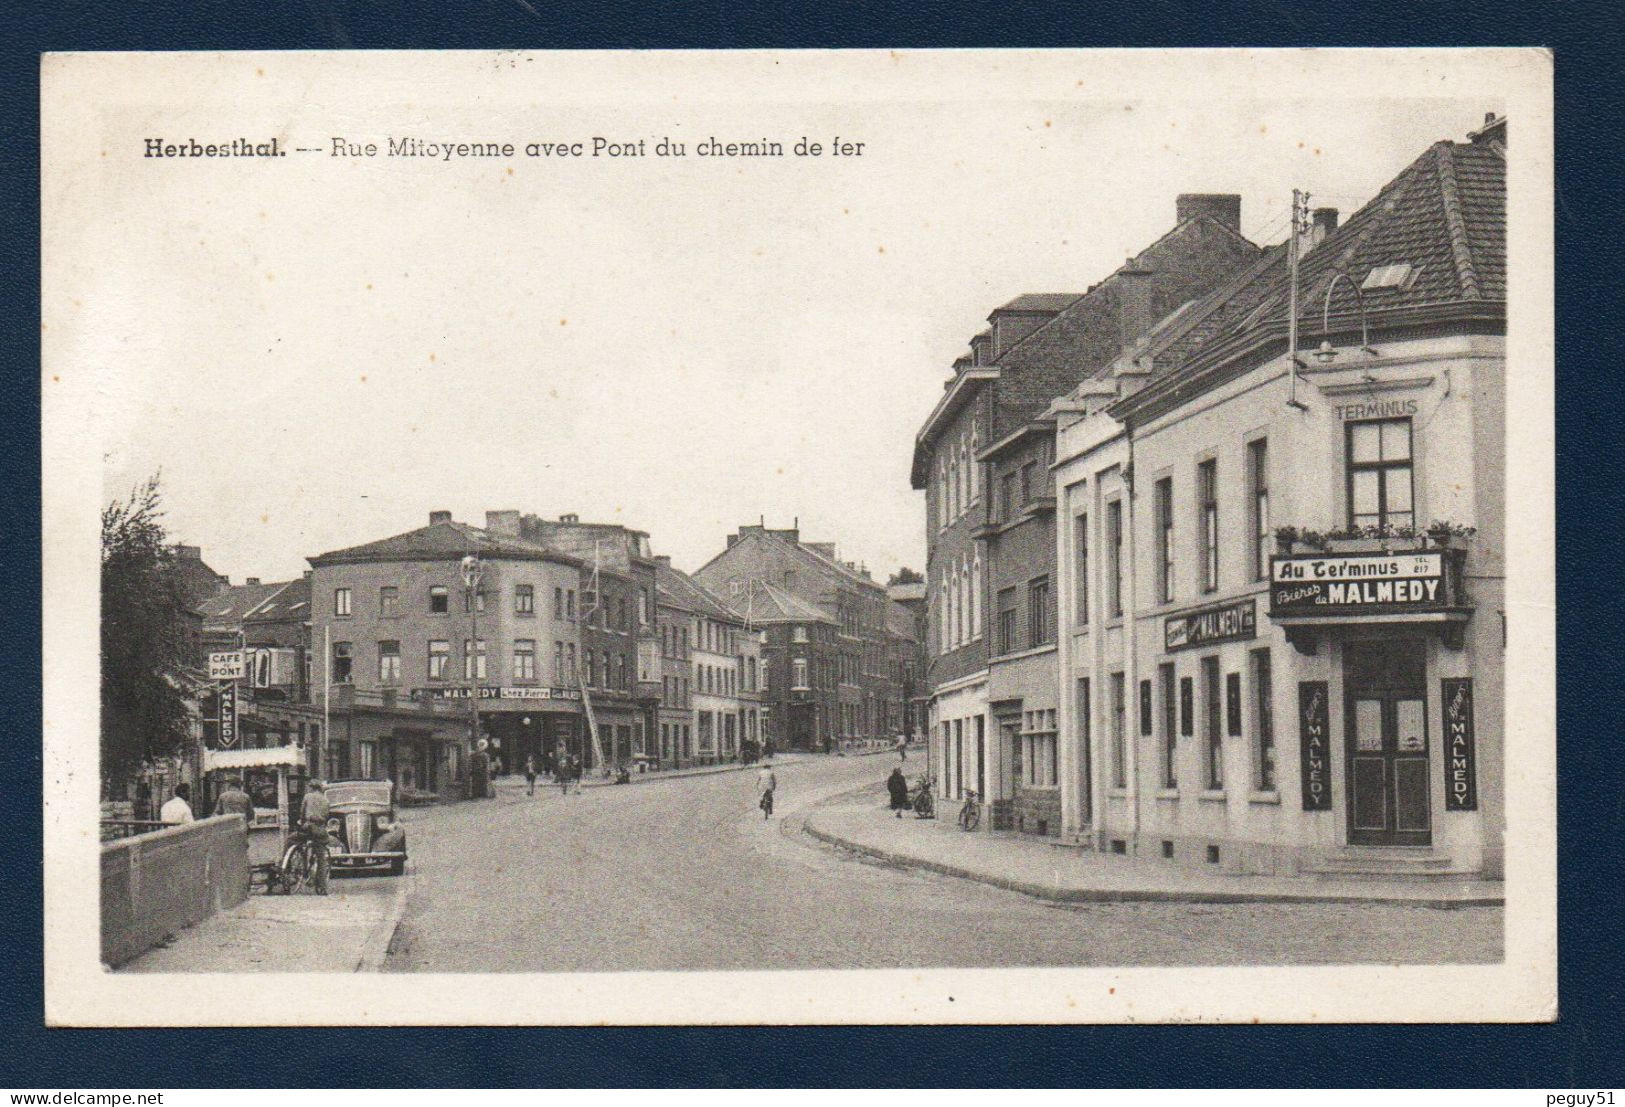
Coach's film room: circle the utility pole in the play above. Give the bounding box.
[462,554,483,792]
[1287,188,1311,410]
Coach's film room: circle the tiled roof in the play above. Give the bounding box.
[994,293,1083,314]
[1217,137,1505,346]
[655,562,742,624]
[308,520,577,567]
[720,579,834,625]
[245,577,309,624]
[197,580,295,628]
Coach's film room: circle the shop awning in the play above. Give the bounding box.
[203,746,305,771]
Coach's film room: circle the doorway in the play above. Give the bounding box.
[1344,640,1430,846]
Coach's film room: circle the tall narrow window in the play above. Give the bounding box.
[377,640,400,683]
[378,586,397,617]
[1159,662,1178,789]
[1110,672,1127,789]
[1346,418,1414,529]
[996,587,1018,655]
[513,639,536,681]
[428,639,450,680]
[1027,576,1051,648]
[1001,472,1017,522]
[554,587,564,619]
[1065,512,1088,628]
[334,587,352,617]
[1251,648,1276,791]
[971,552,982,635]
[1153,477,1174,604]
[1020,461,1037,503]
[515,584,534,614]
[1198,459,1219,593]
[331,641,353,684]
[1202,655,1223,789]
[463,638,487,681]
[1249,438,1270,581]
[1106,499,1124,618]
[554,641,564,684]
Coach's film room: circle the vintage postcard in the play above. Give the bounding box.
[43,48,1555,1025]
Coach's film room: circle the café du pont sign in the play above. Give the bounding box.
[1270,550,1448,616]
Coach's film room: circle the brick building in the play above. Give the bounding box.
[1060,119,1508,879]
[307,511,584,798]
[912,196,1263,833]
[694,523,900,747]
[655,559,763,765]
[725,579,838,752]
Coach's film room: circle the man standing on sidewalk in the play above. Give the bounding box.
[160,782,194,826]
[756,761,777,819]
[213,777,255,824]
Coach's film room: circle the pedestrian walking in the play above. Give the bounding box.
[756,761,777,819]
[559,753,573,796]
[887,767,910,817]
[160,782,194,826]
[895,733,908,762]
[524,755,537,796]
[213,776,255,824]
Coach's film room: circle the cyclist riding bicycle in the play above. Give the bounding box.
[296,780,336,894]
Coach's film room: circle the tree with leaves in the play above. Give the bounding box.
[888,567,924,586]
[101,474,196,785]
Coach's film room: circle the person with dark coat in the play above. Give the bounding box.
[887,767,910,817]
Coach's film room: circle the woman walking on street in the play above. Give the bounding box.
[887,766,910,817]
[756,761,777,819]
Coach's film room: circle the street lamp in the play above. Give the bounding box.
[1313,271,1379,364]
[461,553,484,764]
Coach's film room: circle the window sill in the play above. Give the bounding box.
[1198,790,1228,804]
[1154,788,1180,801]
[1248,790,1281,805]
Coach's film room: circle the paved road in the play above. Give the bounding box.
[385,754,1502,971]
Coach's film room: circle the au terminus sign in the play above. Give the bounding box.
[1270,551,1450,616]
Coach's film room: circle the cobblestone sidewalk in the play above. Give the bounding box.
[799,786,1504,908]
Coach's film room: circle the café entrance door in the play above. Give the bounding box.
[1344,640,1431,846]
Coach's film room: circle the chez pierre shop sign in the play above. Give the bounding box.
[412,686,583,702]
[1270,550,1455,616]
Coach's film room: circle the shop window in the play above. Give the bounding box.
[1249,438,1270,581]
[428,639,450,680]
[378,586,397,617]
[1110,672,1127,789]
[334,587,351,617]
[1198,459,1219,593]
[1160,662,1178,789]
[1251,648,1276,791]
[1202,655,1223,790]
[429,586,449,614]
[331,641,352,684]
[513,639,536,681]
[377,640,400,684]
[515,584,534,615]
[1346,418,1414,529]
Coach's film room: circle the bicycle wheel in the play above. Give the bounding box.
[913,791,933,818]
[281,840,312,893]
[312,845,330,896]
[959,804,980,832]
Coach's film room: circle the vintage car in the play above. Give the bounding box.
[324,779,408,874]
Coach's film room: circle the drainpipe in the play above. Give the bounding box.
[1124,437,1141,844]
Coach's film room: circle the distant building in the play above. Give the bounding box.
[307,511,584,798]
[695,523,901,746]
[723,578,838,752]
[654,558,763,765]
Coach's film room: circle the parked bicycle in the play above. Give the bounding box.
[957,789,981,832]
[275,822,331,895]
[911,776,935,819]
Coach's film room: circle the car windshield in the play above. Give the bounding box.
[326,781,391,809]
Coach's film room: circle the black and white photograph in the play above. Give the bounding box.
[42,48,1555,1025]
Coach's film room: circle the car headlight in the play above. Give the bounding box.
[375,815,391,829]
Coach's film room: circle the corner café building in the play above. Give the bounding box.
[1094,119,1505,879]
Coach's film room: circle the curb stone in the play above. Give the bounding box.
[797,819,1504,910]
[355,872,413,972]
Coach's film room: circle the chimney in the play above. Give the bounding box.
[429,510,452,525]
[1176,193,1242,233]
[560,513,580,524]
[485,510,521,537]
[246,577,261,586]
[1116,263,1157,346]
[303,570,312,580]
[1311,207,1340,248]
[727,533,739,548]
[173,544,201,560]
